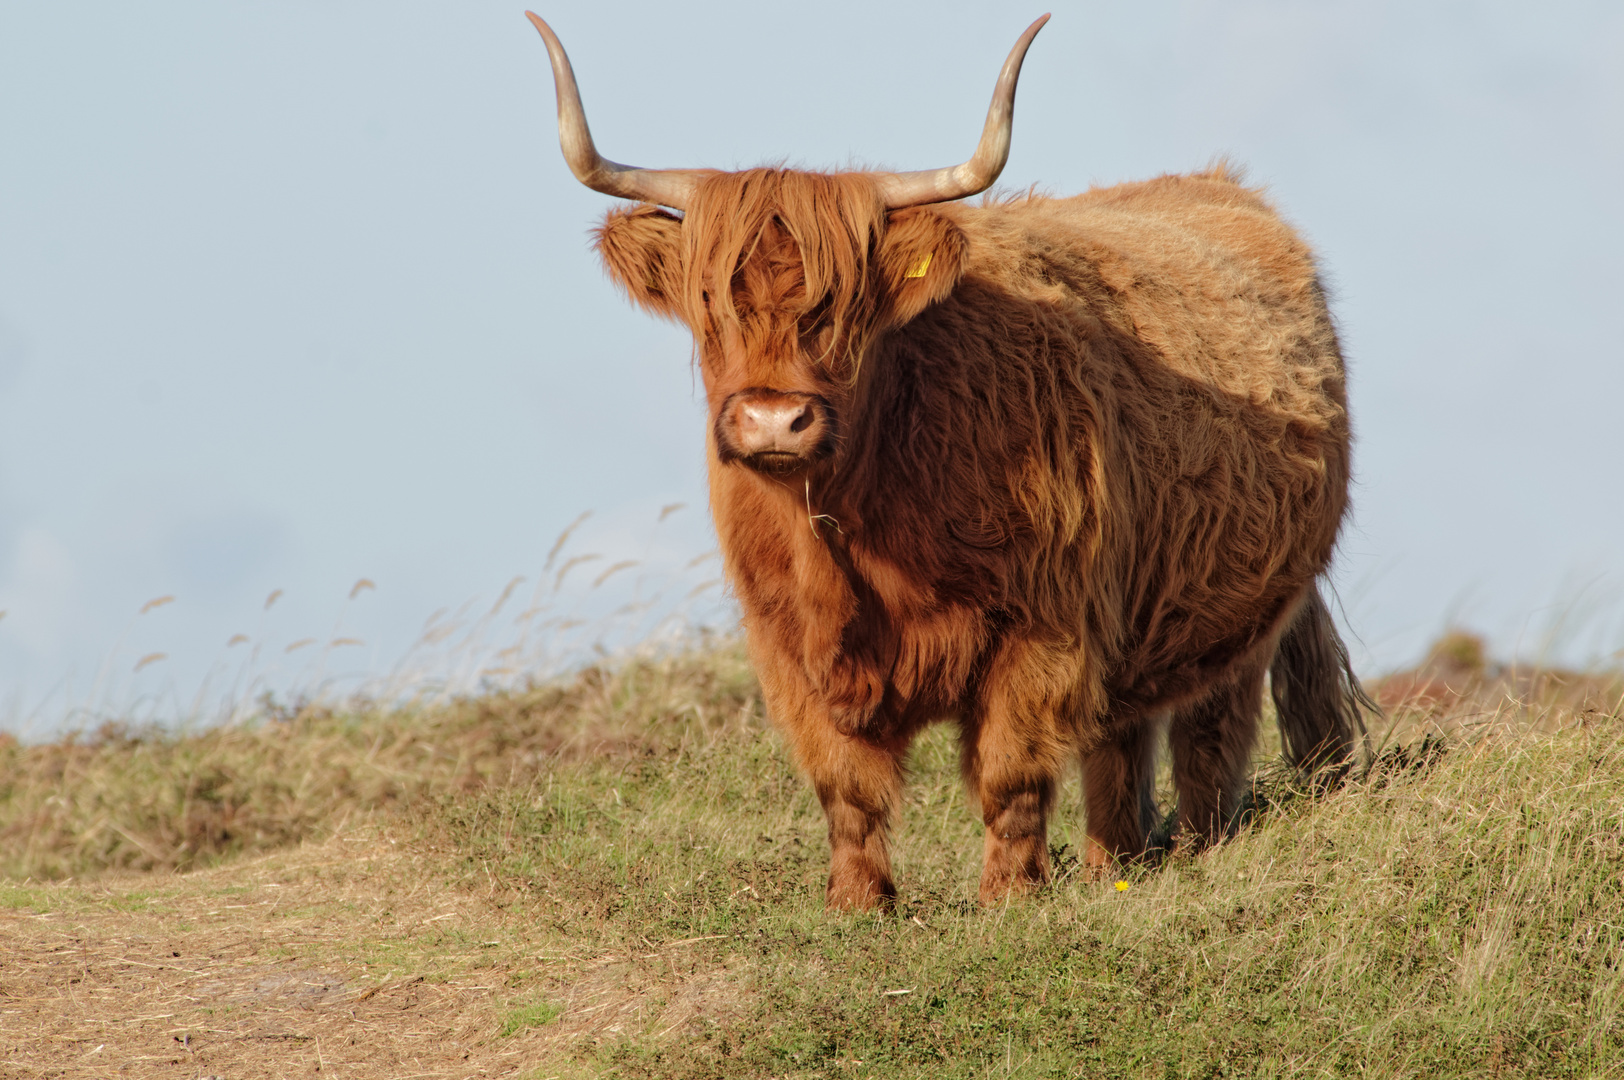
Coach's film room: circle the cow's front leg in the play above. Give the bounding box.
[962,639,1074,902]
[974,763,1055,903]
[751,629,904,910]
[796,726,904,909]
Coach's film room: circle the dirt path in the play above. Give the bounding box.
[2,829,572,1079]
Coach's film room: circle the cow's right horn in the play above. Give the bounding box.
[525,13,711,210]
[876,15,1050,209]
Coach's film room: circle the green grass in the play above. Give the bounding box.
[4,641,1623,1076]
[501,1001,565,1037]
[417,708,1624,1078]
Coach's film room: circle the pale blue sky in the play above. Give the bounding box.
[2,2,1621,732]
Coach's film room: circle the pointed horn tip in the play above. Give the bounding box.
[524,11,551,36]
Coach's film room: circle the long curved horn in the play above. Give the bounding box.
[525,13,710,209]
[875,15,1050,209]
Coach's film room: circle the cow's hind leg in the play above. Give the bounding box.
[1169,662,1265,849]
[1079,715,1161,873]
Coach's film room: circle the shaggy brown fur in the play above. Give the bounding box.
[593,163,1366,908]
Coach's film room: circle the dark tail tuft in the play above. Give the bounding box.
[1270,585,1375,780]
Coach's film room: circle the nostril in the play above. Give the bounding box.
[788,406,815,433]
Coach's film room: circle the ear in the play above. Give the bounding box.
[593,204,686,320]
[875,207,969,329]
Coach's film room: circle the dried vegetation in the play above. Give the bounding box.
[0,646,759,880]
[3,633,1623,1078]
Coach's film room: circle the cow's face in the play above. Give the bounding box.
[594,172,967,478]
[526,13,1041,477]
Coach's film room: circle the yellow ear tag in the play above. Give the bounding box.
[904,251,933,279]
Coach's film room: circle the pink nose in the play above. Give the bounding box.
[736,399,816,454]
[715,390,834,472]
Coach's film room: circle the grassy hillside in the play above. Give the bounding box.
[3,642,1623,1078]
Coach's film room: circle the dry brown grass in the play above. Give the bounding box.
[0,637,769,1078]
[1368,628,1624,742]
[0,640,764,1078]
[3,829,512,1076]
[2,818,780,1078]
[0,644,760,880]
[4,633,1623,1078]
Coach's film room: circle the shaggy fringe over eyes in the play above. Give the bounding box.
[679,169,889,378]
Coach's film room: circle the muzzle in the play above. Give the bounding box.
[714,388,837,475]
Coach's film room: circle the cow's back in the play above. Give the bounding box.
[934,170,1351,713]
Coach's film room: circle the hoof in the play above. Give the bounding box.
[825,874,897,912]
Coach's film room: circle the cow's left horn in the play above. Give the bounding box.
[875,15,1050,209]
[525,13,711,210]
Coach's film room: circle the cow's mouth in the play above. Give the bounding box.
[745,451,810,475]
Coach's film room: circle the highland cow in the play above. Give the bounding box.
[526,13,1368,909]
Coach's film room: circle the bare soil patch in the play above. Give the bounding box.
[2,824,765,1078]
[5,833,505,1077]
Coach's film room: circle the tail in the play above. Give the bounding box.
[1269,584,1374,780]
